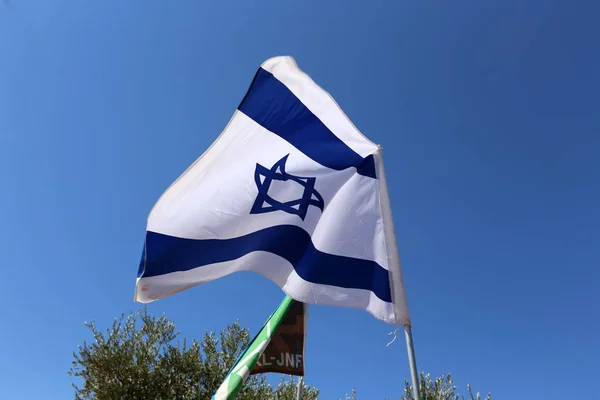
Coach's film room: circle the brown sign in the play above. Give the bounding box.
[250,299,307,376]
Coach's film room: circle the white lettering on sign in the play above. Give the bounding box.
[256,353,303,369]
[276,353,303,368]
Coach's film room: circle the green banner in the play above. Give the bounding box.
[212,295,294,400]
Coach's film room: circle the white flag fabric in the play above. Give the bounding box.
[135,56,411,326]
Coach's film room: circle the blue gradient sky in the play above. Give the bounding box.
[1,1,598,399]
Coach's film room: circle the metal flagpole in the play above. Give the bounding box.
[295,376,303,400]
[404,325,421,400]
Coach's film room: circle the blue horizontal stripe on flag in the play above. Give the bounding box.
[238,68,377,179]
[139,225,392,303]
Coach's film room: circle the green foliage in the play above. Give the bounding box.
[340,373,491,400]
[69,307,318,400]
[400,373,491,400]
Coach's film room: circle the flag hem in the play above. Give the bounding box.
[373,147,412,326]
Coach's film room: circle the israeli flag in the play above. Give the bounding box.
[135,56,411,326]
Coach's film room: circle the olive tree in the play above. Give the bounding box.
[70,307,490,400]
[400,373,492,400]
[340,373,492,400]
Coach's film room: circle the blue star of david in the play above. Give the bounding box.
[250,155,324,221]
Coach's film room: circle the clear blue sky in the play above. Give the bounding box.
[1,1,598,399]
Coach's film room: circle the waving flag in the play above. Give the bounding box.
[212,296,294,400]
[135,56,411,326]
